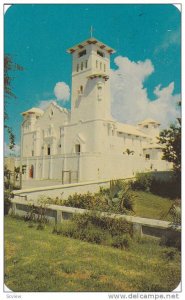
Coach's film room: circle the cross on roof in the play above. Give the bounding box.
[90,26,94,38]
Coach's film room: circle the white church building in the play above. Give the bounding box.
[19,37,171,183]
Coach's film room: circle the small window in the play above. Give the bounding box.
[81,62,83,71]
[97,50,104,57]
[85,60,88,68]
[32,150,34,156]
[49,109,54,119]
[79,50,86,57]
[146,154,150,160]
[96,60,98,68]
[80,85,83,93]
[47,146,51,156]
[144,125,149,128]
[76,64,79,72]
[75,144,81,153]
[100,62,102,70]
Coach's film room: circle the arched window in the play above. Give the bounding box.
[97,83,103,101]
[80,85,83,93]
[75,144,81,153]
[47,145,51,156]
[29,165,34,178]
[98,85,102,91]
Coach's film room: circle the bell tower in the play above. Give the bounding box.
[67,37,115,123]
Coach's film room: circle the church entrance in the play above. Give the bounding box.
[29,165,34,178]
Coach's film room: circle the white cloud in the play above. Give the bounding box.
[110,56,180,128]
[4,143,20,157]
[155,29,180,53]
[38,81,70,110]
[54,82,70,101]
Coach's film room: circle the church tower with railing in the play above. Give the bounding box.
[67,36,115,123]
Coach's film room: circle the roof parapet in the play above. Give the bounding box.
[67,37,116,54]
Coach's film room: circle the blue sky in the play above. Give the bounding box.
[4,4,181,155]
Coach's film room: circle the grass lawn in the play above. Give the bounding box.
[5,216,180,292]
[133,191,174,221]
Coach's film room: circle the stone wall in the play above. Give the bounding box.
[10,198,180,239]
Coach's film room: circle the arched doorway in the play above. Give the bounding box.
[29,165,34,178]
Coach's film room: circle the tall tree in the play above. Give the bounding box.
[4,54,23,149]
[158,119,181,178]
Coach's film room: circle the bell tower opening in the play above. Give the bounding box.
[47,145,51,156]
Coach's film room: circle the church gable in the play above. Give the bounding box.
[36,102,70,129]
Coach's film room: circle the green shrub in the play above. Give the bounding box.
[24,204,49,229]
[72,212,133,237]
[99,186,110,196]
[46,180,135,215]
[169,202,181,228]
[131,172,181,199]
[150,178,181,199]
[82,226,106,244]
[118,185,135,213]
[131,172,153,192]
[105,217,133,237]
[104,180,135,214]
[55,220,107,245]
[111,234,131,249]
[54,212,133,248]
[56,220,79,238]
[66,192,98,209]
[72,212,91,228]
[4,190,13,215]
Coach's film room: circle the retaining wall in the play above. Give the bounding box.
[13,177,134,202]
[10,198,180,239]
[13,179,111,202]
